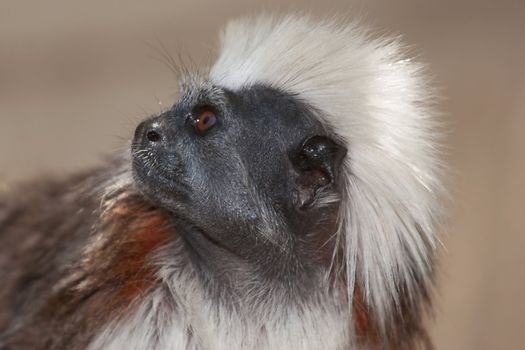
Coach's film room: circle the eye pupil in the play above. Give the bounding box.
[194,110,216,134]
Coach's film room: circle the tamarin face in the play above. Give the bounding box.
[132,83,346,277]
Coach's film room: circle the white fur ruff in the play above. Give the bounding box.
[88,243,349,350]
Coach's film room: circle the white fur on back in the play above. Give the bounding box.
[210,15,444,335]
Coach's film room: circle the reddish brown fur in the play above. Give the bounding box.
[96,191,173,313]
[352,285,380,347]
[106,201,170,303]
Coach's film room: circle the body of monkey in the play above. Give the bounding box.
[0,15,444,350]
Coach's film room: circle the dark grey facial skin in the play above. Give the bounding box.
[132,85,346,292]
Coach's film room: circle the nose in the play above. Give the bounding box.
[135,118,164,146]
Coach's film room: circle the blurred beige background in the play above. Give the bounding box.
[1,0,524,348]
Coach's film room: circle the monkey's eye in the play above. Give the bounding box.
[193,110,217,135]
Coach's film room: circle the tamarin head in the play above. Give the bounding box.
[132,83,347,279]
[127,14,444,346]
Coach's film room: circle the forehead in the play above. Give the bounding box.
[178,75,227,108]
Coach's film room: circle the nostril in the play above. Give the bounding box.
[146,130,162,143]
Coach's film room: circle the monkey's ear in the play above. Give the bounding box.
[292,135,347,209]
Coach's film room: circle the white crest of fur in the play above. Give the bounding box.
[210,15,444,335]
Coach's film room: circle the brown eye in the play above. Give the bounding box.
[194,110,217,134]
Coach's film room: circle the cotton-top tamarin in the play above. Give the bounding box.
[0,15,445,350]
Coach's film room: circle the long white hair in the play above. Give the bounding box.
[209,14,445,339]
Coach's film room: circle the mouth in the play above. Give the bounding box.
[131,149,190,201]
